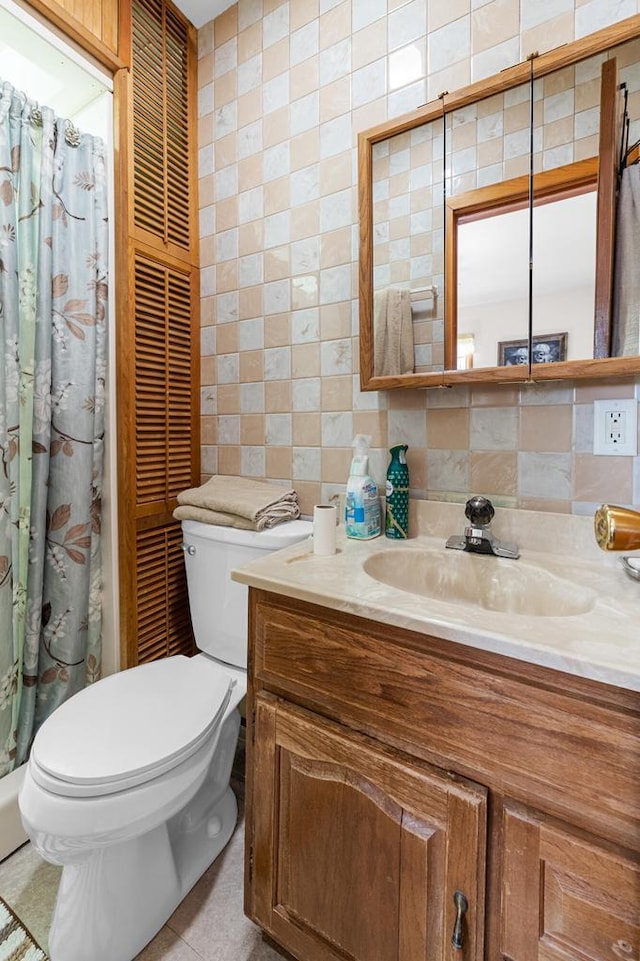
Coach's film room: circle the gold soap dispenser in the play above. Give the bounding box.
[594,504,640,552]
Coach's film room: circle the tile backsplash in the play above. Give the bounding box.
[197,0,640,518]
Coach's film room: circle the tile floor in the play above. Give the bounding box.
[0,745,284,961]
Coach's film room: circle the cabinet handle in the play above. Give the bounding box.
[451,890,469,951]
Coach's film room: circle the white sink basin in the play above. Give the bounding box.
[363,548,596,617]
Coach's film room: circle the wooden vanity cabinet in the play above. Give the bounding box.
[244,589,640,961]
[250,694,487,961]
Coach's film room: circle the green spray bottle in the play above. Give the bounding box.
[385,444,409,539]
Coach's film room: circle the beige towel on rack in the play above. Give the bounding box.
[175,474,300,530]
[612,164,640,357]
[373,288,414,376]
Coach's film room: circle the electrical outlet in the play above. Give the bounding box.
[593,399,638,456]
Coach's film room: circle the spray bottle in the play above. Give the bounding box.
[345,435,381,539]
[385,444,409,538]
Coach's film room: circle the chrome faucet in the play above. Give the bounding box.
[445,496,520,559]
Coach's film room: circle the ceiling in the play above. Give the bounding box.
[173,0,235,28]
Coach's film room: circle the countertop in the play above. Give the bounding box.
[231,500,640,692]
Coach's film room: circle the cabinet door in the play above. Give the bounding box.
[500,801,640,961]
[249,695,487,961]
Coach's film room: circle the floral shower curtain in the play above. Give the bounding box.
[0,80,108,777]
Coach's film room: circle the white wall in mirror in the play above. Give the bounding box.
[457,190,596,368]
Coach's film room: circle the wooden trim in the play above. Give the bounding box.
[443,366,530,386]
[594,58,621,359]
[627,144,640,166]
[113,64,136,671]
[528,353,640,382]
[129,236,198,276]
[244,592,260,919]
[357,131,374,388]
[446,158,598,219]
[22,0,127,69]
[135,509,181,531]
[186,16,200,270]
[360,100,445,148]
[117,0,132,71]
[189,265,201,481]
[444,195,458,372]
[132,226,199,267]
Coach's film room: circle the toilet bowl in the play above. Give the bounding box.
[19,518,312,961]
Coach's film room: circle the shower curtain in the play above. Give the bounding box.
[0,80,108,777]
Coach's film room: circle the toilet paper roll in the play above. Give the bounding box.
[313,504,337,556]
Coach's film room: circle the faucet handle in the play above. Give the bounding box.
[465,496,495,528]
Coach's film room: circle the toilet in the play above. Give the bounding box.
[19,518,312,961]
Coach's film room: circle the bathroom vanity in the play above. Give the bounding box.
[234,504,640,961]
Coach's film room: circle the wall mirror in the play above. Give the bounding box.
[358,16,640,389]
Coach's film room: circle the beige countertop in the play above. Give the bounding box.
[232,500,640,692]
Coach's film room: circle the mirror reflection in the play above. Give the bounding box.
[359,23,640,389]
[456,189,596,370]
[444,79,533,375]
[371,117,445,376]
[611,38,640,358]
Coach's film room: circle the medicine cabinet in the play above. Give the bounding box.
[358,16,640,389]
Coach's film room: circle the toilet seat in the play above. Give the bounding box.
[30,656,234,798]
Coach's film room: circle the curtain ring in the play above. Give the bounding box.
[30,106,42,128]
[64,119,80,147]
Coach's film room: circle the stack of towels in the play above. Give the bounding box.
[174,474,300,531]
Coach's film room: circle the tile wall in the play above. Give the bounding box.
[197,0,640,518]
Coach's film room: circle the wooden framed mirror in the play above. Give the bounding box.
[358,15,640,390]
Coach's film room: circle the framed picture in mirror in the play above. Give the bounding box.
[498,332,568,367]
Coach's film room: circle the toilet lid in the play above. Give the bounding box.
[31,656,234,795]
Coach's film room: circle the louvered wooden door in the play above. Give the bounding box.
[134,256,193,509]
[132,0,191,250]
[118,0,199,666]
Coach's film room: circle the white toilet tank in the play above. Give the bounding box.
[181,519,312,669]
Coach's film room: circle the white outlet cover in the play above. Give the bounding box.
[593,398,638,456]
